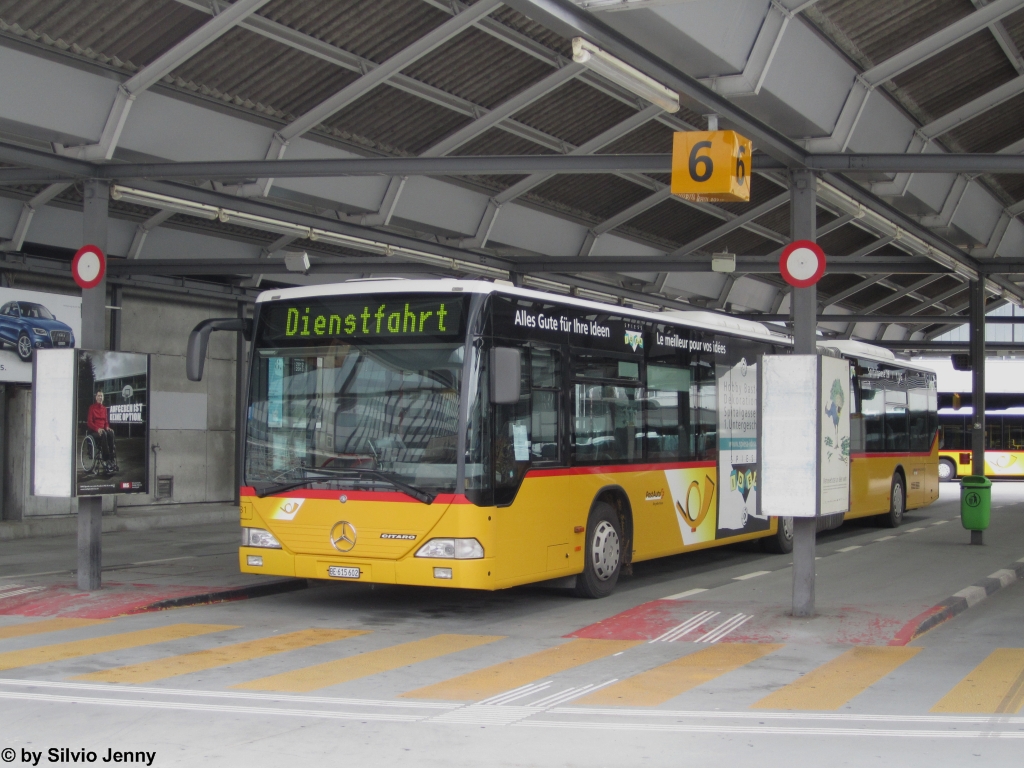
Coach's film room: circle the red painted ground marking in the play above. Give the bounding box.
[568,598,938,645]
[0,583,255,619]
[889,603,949,646]
[566,599,683,640]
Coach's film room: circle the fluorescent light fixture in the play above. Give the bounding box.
[110,185,508,280]
[572,38,680,113]
[110,186,223,221]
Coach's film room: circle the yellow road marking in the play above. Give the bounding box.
[402,638,640,701]
[932,649,1024,713]
[752,647,920,710]
[237,634,503,693]
[578,643,782,707]
[0,624,237,672]
[0,619,108,640]
[73,629,364,684]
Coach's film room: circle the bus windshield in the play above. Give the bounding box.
[246,343,465,493]
[245,293,472,494]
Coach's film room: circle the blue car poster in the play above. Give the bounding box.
[0,287,81,383]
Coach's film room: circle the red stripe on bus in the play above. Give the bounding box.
[238,487,472,504]
[527,460,717,478]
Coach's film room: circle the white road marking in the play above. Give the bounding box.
[650,611,719,643]
[931,520,949,525]
[0,678,456,709]
[698,614,751,644]
[733,571,770,581]
[530,680,617,709]
[0,586,45,600]
[662,588,708,600]
[556,706,1024,725]
[479,682,552,706]
[904,528,924,533]
[836,546,862,552]
[874,536,896,542]
[516,720,1024,738]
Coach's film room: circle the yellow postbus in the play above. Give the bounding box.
[822,341,939,526]
[188,280,938,597]
[938,408,1024,480]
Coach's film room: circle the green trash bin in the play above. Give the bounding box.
[960,475,992,531]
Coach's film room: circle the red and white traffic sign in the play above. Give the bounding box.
[72,244,106,289]
[779,240,826,288]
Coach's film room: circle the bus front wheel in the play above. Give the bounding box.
[878,474,905,528]
[938,459,956,482]
[574,501,622,599]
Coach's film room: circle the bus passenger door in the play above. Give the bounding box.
[493,346,568,581]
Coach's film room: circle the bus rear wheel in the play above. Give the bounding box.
[574,501,622,599]
[878,473,905,528]
[938,459,956,482]
[762,516,794,554]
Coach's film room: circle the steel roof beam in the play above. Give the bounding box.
[516,257,944,273]
[668,192,790,257]
[736,314,968,324]
[12,150,1024,183]
[919,75,1024,140]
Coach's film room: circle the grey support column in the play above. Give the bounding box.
[78,179,108,591]
[970,277,986,545]
[790,169,817,617]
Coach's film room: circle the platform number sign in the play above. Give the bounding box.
[671,131,752,203]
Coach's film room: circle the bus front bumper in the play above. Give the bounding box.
[240,546,496,589]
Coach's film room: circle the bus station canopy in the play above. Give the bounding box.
[3,0,1024,350]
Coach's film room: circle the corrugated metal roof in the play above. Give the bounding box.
[810,0,975,67]
[512,79,639,148]
[948,91,1024,152]
[528,173,654,222]
[891,31,1017,124]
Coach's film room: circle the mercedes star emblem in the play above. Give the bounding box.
[330,521,357,552]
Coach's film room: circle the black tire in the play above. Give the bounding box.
[761,516,794,554]
[574,501,622,599]
[878,473,905,528]
[16,332,33,362]
[938,459,956,482]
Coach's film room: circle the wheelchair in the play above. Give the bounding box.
[80,433,117,475]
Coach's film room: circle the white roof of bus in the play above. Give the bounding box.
[256,279,920,367]
[255,278,784,343]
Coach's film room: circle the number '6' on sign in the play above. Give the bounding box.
[670,131,752,203]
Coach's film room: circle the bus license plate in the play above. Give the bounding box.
[328,566,360,579]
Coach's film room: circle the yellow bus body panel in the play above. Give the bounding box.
[240,448,937,589]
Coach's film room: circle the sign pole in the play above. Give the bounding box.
[78,180,108,591]
[790,169,817,618]
[969,277,986,545]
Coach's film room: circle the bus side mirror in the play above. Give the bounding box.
[489,347,521,404]
[187,317,252,381]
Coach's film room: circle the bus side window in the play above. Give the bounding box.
[908,387,932,452]
[884,386,909,452]
[572,354,642,464]
[645,363,692,461]
[1006,417,1024,450]
[860,383,884,452]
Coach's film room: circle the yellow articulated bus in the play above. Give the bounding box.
[188,280,938,598]
[938,408,1024,480]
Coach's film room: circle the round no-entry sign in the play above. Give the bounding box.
[72,244,106,289]
[779,240,826,288]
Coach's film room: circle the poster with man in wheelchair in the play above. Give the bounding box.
[76,350,149,496]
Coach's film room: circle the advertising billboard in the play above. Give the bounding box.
[0,287,80,383]
[75,350,150,496]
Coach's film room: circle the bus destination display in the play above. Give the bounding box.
[260,295,464,343]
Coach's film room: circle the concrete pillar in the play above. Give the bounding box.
[790,169,817,617]
[78,179,108,591]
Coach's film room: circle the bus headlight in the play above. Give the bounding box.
[242,527,282,549]
[415,538,484,559]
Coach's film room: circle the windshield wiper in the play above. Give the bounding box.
[253,468,436,504]
[325,467,436,505]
